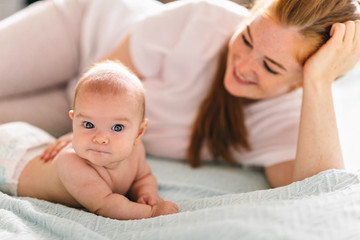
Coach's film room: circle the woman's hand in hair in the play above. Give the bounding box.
[303,20,360,87]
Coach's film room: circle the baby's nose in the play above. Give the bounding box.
[92,136,109,144]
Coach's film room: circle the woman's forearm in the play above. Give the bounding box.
[292,21,360,182]
[293,79,344,182]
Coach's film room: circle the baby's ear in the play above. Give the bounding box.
[135,119,148,145]
[69,110,74,120]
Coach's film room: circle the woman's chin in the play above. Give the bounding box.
[224,79,246,97]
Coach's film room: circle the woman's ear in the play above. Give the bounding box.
[69,110,74,120]
[134,119,148,145]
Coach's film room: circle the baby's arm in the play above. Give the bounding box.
[130,162,179,215]
[56,152,174,219]
[129,158,162,205]
[128,144,178,214]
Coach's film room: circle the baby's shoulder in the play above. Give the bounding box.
[54,145,85,169]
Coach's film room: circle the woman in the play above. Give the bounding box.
[1,0,360,187]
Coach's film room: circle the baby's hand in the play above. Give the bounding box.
[150,201,179,218]
[41,132,73,161]
[137,193,164,206]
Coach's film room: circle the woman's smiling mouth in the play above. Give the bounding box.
[233,68,257,85]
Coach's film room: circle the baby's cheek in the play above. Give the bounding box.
[72,142,87,159]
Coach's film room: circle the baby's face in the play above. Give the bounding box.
[69,90,143,168]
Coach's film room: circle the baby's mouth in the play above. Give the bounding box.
[89,149,110,155]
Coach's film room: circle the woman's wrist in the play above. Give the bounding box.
[302,73,333,95]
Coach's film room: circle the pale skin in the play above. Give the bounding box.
[18,83,178,220]
[42,14,360,188]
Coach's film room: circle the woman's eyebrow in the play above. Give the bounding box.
[247,25,287,72]
[264,56,287,71]
[246,25,253,42]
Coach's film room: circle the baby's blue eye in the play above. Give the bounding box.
[83,121,94,129]
[112,124,124,132]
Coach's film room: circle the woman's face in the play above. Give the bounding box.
[224,13,311,99]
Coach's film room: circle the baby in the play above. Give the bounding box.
[0,61,178,220]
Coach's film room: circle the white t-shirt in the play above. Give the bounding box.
[130,0,302,167]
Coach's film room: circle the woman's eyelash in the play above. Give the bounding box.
[242,35,252,47]
[241,34,278,75]
[264,61,279,75]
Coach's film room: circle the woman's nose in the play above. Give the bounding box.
[234,56,257,80]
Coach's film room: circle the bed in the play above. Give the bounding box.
[2,65,360,239]
[1,1,360,239]
[1,157,360,240]
[0,68,359,239]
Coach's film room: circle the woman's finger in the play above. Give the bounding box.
[41,141,64,161]
[330,22,345,40]
[50,141,66,155]
[353,20,360,43]
[41,132,73,161]
[41,144,56,160]
[343,21,355,44]
[48,141,70,159]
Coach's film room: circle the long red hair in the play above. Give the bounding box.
[187,46,250,167]
[187,0,360,167]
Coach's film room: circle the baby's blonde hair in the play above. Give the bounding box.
[73,60,145,119]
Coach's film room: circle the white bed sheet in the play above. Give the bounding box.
[0,157,360,240]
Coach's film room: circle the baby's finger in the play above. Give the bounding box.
[148,197,161,206]
[137,197,146,204]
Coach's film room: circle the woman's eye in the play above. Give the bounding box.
[264,61,279,75]
[83,121,94,129]
[242,35,252,47]
[112,124,124,132]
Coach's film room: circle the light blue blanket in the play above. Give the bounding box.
[1,157,360,240]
